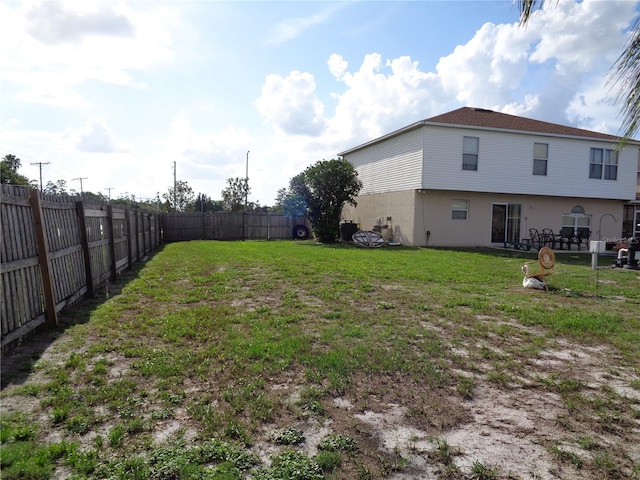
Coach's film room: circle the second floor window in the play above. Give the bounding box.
[533,143,548,176]
[589,148,618,180]
[462,136,479,171]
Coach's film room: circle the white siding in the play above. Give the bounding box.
[422,125,638,200]
[346,128,423,194]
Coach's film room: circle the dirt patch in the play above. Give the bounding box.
[2,317,639,479]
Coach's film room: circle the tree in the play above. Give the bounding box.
[272,187,307,217]
[194,193,223,213]
[272,188,288,214]
[518,1,640,143]
[221,177,249,212]
[1,154,32,186]
[162,180,195,212]
[43,179,69,195]
[81,191,109,204]
[111,193,162,211]
[289,158,362,243]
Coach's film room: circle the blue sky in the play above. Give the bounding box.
[1,0,638,206]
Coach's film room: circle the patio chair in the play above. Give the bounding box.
[558,227,574,250]
[574,229,591,250]
[522,247,555,291]
[541,228,558,248]
[529,228,542,249]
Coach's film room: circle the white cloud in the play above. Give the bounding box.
[437,21,534,108]
[257,52,442,147]
[328,53,348,80]
[527,0,633,72]
[17,85,91,108]
[169,116,253,165]
[330,54,441,142]
[256,0,636,157]
[266,4,345,46]
[0,0,175,107]
[24,0,134,44]
[255,71,328,136]
[68,117,131,153]
[566,75,620,134]
[166,115,255,196]
[4,0,638,208]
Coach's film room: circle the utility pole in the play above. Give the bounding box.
[245,151,250,211]
[72,177,87,197]
[30,162,50,192]
[105,187,114,201]
[172,161,177,212]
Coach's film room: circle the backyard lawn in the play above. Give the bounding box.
[1,240,639,479]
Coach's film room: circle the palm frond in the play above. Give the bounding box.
[608,16,640,145]
[518,0,545,26]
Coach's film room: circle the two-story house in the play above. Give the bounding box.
[338,107,640,247]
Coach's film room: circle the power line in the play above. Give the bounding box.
[72,177,88,197]
[30,162,50,192]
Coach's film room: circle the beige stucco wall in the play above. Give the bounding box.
[341,190,417,245]
[344,189,626,247]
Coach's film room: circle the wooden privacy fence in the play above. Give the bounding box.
[1,185,160,348]
[161,212,309,242]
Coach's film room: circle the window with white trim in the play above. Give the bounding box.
[452,199,469,220]
[533,143,548,176]
[462,137,478,171]
[589,148,618,180]
[562,206,591,234]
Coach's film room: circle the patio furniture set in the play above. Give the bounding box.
[504,228,591,251]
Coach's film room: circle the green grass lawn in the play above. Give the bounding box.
[1,241,639,479]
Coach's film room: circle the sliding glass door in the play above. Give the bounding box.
[492,203,521,244]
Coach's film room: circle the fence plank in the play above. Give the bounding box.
[76,201,94,297]
[2,186,159,348]
[29,190,58,327]
[161,212,308,242]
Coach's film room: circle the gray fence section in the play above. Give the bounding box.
[161,212,308,242]
[1,185,160,347]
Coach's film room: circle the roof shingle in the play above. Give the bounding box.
[425,107,621,141]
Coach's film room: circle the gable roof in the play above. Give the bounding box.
[339,106,625,156]
[425,107,621,141]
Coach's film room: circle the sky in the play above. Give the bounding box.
[1,0,638,206]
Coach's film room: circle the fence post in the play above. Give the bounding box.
[107,205,117,280]
[76,201,95,297]
[125,208,133,269]
[134,210,140,261]
[29,190,58,326]
[142,213,148,255]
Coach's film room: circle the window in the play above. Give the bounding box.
[452,199,469,220]
[533,143,548,176]
[462,137,478,171]
[604,149,618,180]
[562,206,591,234]
[590,148,618,180]
[589,148,603,179]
